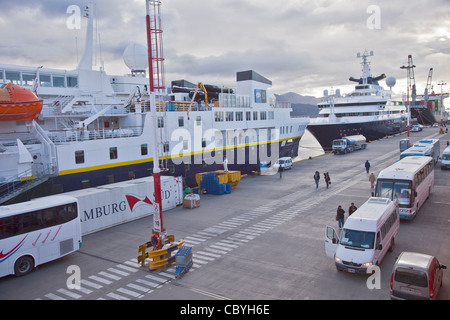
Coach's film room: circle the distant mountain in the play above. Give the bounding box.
[275,92,321,118]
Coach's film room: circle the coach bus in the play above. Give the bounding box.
[0,195,82,277]
[400,139,440,165]
[375,156,434,220]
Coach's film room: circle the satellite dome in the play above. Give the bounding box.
[123,43,148,72]
[386,76,396,88]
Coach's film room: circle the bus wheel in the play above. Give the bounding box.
[14,256,35,276]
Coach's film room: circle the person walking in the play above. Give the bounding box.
[324,172,331,189]
[348,202,357,216]
[314,171,320,188]
[365,160,371,174]
[369,172,376,196]
[279,165,283,179]
[336,205,345,229]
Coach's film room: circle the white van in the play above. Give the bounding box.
[325,197,399,273]
[273,157,293,170]
[441,146,450,170]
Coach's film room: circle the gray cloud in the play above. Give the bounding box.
[0,0,449,103]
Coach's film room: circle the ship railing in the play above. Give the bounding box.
[274,101,292,108]
[0,125,144,145]
[44,125,144,143]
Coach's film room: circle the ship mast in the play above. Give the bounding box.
[146,0,166,234]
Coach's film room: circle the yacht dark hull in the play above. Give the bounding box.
[307,119,407,151]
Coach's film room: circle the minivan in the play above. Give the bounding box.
[390,251,447,300]
[441,146,450,170]
[325,197,399,273]
[273,157,293,170]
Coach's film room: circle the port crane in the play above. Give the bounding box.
[400,54,416,137]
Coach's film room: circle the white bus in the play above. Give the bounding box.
[0,195,82,277]
[375,156,434,220]
[400,139,440,165]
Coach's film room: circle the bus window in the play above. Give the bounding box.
[394,182,412,206]
[376,180,393,199]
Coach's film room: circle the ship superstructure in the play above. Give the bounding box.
[0,3,309,203]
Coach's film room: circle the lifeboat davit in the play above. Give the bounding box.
[0,83,43,121]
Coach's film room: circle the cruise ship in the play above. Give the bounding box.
[0,4,309,204]
[307,51,407,151]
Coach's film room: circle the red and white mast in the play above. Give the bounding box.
[146,0,166,234]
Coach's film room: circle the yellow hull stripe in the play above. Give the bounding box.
[58,135,302,176]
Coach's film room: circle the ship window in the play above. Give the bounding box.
[53,75,65,88]
[178,116,184,127]
[236,111,243,121]
[260,112,267,120]
[141,144,148,156]
[269,111,274,120]
[81,179,91,189]
[253,111,258,120]
[128,171,136,180]
[226,111,234,121]
[67,76,78,88]
[109,147,118,159]
[246,111,251,121]
[157,116,164,128]
[196,116,201,125]
[75,150,85,164]
[214,111,224,122]
[163,142,169,152]
[106,175,115,184]
[39,74,52,87]
[5,71,20,85]
[22,73,36,86]
[202,138,206,148]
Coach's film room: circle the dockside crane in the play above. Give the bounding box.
[400,54,416,137]
[424,68,434,100]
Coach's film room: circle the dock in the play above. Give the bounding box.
[1,127,449,301]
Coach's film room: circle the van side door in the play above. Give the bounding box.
[325,226,340,259]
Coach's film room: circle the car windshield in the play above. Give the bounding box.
[340,229,375,249]
[443,154,450,161]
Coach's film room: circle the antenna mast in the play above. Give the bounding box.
[146,0,166,93]
[146,0,165,234]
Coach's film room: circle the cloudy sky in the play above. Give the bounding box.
[1,0,449,105]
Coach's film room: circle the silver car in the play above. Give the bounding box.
[390,251,447,300]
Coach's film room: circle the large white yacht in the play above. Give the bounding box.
[307,51,407,151]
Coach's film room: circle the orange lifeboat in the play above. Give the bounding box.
[0,83,43,121]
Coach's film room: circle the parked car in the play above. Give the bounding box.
[411,125,422,132]
[390,251,447,300]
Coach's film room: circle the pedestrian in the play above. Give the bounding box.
[279,165,283,179]
[365,160,371,174]
[348,202,357,216]
[324,172,331,189]
[336,205,345,229]
[369,172,376,195]
[314,171,320,188]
